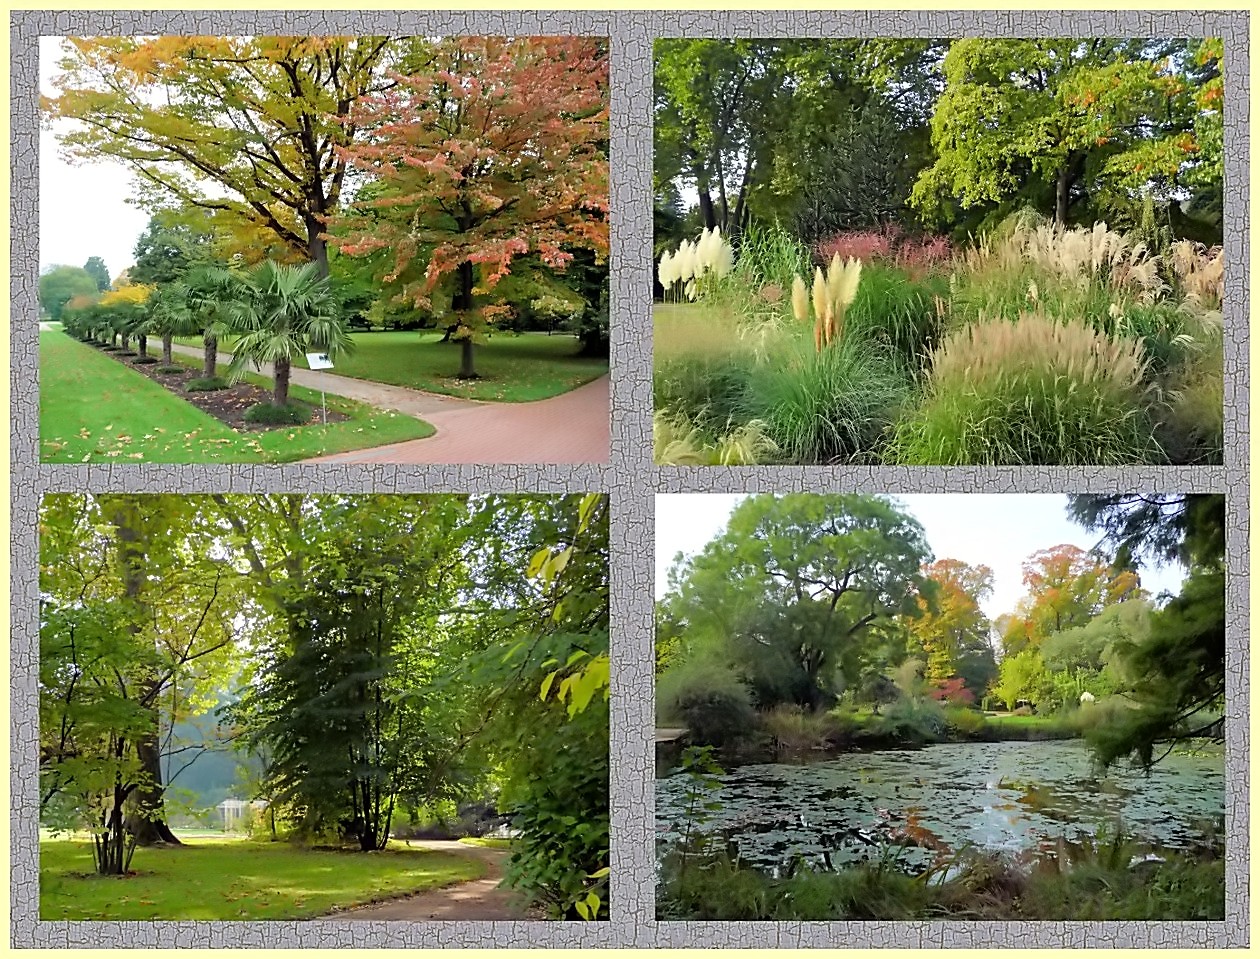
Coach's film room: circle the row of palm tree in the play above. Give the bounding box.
[62,261,353,409]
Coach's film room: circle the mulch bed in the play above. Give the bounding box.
[93,342,350,432]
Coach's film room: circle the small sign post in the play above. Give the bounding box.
[305,352,334,425]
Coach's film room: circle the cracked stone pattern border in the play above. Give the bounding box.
[9,7,1249,950]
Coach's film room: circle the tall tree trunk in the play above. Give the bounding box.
[110,502,181,848]
[204,333,218,378]
[162,334,173,366]
[127,734,184,845]
[1055,160,1074,225]
[305,216,330,279]
[454,260,479,379]
[137,334,148,358]
[274,356,292,407]
[696,186,716,230]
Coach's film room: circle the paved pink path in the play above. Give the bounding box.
[167,343,609,464]
[311,374,610,465]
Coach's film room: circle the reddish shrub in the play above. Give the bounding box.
[928,676,976,706]
[815,224,953,276]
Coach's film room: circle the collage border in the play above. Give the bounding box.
[10,8,1250,949]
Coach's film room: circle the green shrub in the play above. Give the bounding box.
[156,365,186,375]
[891,314,1159,465]
[943,705,988,738]
[741,336,909,464]
[760,704,836,753]
[243,402,311,426]
[872,696,947,744]
[131,355,159,365]
[185,376,230,392]
[657,657,756,748]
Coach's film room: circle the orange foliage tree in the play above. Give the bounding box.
[332,36,609,379]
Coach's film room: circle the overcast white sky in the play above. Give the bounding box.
[654,494,1186,626]
[40,36,158,279]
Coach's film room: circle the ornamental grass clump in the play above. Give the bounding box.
[790,254,862,352]
[742,335,908,464]
[658,227,735,302]
[891,313,1158,466]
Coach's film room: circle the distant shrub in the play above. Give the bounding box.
[816,224,954,275]
[132,355,159,365]
[760,705,836,753]
[943,706,987,738]
[155,365,186,375]
[185,376,230,392]
[657,657,757,748]
[243,402,310,426]
[873,696,947,744]
[891,314,1158,465]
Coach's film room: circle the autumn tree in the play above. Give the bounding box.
[1002,544,1139,654]
[911,38,1221,226]
[43,36,417,273]
[334,35,609,379]
[910,559,994,688]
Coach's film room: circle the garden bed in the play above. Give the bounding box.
[98,343,350,431]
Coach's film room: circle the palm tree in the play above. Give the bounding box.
[183,266,238,379]
[144,283,196,366]
[225,261,350,408]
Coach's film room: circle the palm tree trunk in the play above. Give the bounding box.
[162,334,173,366]
[204,334,218,378]
[138,335,148,358]
[274,356,291,408]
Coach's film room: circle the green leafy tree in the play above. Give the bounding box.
[39,265,99,321]
[237,496,471,851]
[911,38,1218,225]
[1068,494,1225,767]
[664,494,933,711]
[39,495,243,858]
[83,255,111,292]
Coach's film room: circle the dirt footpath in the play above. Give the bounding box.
[328,840,538,921]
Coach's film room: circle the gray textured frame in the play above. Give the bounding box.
[9,8,1247,950]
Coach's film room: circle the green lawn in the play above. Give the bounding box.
[179,330,608,402]
[40,837,483,920]
[40,331,434,463]
[458,836,515,849]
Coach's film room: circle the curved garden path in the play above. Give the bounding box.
[167,343,609,464]
[328,840,536,921]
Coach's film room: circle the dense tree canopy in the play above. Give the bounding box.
[39,493,610,917]
[655,37,1225,245]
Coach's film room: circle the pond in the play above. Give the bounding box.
[656,740,1225,876]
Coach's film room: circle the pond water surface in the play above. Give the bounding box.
[656,740,1224,875]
